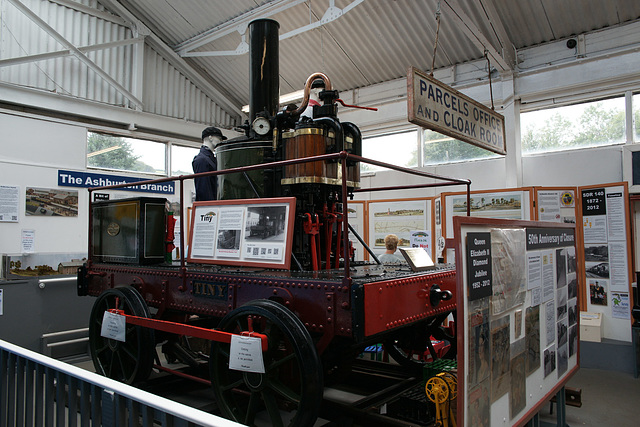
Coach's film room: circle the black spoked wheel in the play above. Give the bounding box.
[89,287,155,384]
[210,299,323,427]
[384,312,456,373]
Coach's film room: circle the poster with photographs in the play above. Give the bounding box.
[368,199,429,251]
[566,246,577,298]
[188,198,295,269]
[468,299,490,388]
[525,306,540,375]
[244,205,287,262]
[556,287,567,321]
[490,316,510,402]
[569,325,578,357]
[543,344,556,378]
[25,187,78,217]
[510,340,526,419]
[536,189,576,223]
[568,298,578,326]
[458,218,579,427]
[557,343,568,377]
[545,300,555,346]
[468,381,490,427]
[490,228,526,315]
[589,279,608,306]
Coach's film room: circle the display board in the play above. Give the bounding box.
[577,183,633,342]
[533,187,577,224]
[366,198,433,260]
[454,216,579,427]
[442,188,534,262]
[187,197,296,269]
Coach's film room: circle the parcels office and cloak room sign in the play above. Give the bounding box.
[407,67,506,155]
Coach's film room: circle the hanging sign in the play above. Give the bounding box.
[407,67,506,155]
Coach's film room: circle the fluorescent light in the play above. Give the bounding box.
[241,90,305,113]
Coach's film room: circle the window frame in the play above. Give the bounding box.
[86,130,200,178]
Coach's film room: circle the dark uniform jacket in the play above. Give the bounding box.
[192,146,217,201]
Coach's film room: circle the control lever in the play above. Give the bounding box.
[430,284,453,307]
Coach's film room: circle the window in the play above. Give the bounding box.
[87,132,167,175]
[423,130,499,165]
[521,97,625,155]
[171,145,199,176]
[361,130,418,172]
[634,93,640,142]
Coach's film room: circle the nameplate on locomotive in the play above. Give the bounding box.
[192,280,228,300]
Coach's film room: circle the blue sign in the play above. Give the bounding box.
[58,170,175,194]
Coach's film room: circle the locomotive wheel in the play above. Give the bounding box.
[89,287,155,384]
[210,299,323,427]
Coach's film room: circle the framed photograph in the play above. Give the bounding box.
[187,197,296,269]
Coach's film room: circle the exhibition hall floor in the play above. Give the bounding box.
[539,368,639,427]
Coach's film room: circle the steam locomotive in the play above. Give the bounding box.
[78,19,467,426]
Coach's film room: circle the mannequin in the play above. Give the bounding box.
[192,127,226,201]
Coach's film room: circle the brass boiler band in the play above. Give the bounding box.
[281,124,360,188]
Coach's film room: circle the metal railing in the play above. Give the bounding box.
[0,339,241,427]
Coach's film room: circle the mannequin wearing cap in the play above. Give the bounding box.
[192,127,226,201]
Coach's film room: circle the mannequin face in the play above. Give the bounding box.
[203,135,222,152]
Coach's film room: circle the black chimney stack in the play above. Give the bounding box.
[249,19,280,125]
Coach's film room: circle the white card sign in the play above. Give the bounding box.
[228,335,265,373]
[100,311,126,342]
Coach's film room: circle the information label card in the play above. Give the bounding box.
[229,335,265,373]
[100,311,126,342]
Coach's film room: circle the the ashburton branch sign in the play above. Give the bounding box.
[407,66,506,155]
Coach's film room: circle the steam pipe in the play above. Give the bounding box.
[292,72,333,116]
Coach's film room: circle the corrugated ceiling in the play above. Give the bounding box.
[111,0,640,109]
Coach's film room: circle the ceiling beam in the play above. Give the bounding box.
[175,0,308,55]
[98,0,243,121]
[7,0,143,108]
[0,37,145,68]
[478,0,516,69]
[47,0,128,26]
[441,0,512,71]
[177,0,365,58]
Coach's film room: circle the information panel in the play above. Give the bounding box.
[455,217,579,426]
[578,183,632,341]
[187,197,296,269]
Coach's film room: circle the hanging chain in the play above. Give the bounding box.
[485,50,495,110]
[430,0,442,76]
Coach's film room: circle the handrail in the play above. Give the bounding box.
[86,151,472,282]
[0,338,242,427]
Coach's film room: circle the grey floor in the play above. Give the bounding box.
[74,355,639,426]
[539,368,640,427]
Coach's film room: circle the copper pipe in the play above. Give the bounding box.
[292,72,332,116]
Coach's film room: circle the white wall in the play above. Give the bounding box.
[0,112,193,256]
[0,113,89,254]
